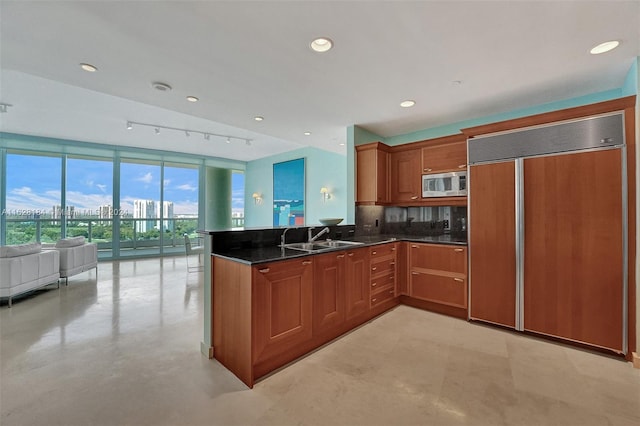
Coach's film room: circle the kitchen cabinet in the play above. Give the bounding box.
[344,247,371,320]
[369,243,398,308]
[409,243,467,309]
[253,258,314,366]
[356,142,390,205]
[390,147,422,203]
[313,251,346,334]
[421,140,467,174]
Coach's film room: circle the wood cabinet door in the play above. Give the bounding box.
[469,161,517,327]
[356,143,389,204]
[523,149,624,351]
[344,247,370,320]
[252,258,313,364]
[390,148,421,203]
[313,252,346,334]
[421,141,467,174]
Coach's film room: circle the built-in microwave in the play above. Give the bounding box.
[422,171,467,197]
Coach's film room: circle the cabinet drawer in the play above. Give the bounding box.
[371,257,396,276]
[370,287,395,307]
[410,271,467,308]
[370,273,394,292]
[370,243,397,258]
[409,243,466,273]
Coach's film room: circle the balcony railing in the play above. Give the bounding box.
[4,217,213,257]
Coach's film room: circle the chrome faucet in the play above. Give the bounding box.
[308,226,330,243]
[281,227,294,247]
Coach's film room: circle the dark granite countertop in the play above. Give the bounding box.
[211,233,466,265]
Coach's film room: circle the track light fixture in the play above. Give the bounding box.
[0,103,13,113]
[125,121,253,145]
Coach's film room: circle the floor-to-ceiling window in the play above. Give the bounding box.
[66,156,114,256]
[1,133,246,257]
[119,159,162,257]
[232,171,245,228]
[163,163,199,254]
[5,152,62,244]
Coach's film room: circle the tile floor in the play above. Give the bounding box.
[1,257,639,426]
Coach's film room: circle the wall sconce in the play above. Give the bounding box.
[252,192,263,205]
[320,187,331,202]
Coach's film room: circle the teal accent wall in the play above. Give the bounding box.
[623,57,639,97]
[244,147,348,227]
[385,88,625,146]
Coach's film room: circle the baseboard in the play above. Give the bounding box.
[200,341,214,359]
[633,352,640,369]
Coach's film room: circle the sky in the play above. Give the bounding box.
[5,154,245,216]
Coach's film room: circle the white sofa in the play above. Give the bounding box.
[0,243,60,307]
[50,237,98,284]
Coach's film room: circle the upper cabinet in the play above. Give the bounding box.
[356,142,390,205]
[355,134,468,206]
[390,147,422,203]
[421,139,467,174]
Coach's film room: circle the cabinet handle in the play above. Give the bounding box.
[336,254,345,259]
[390,262,395,266]
[411,245,419,249]
[423,167,432,172]
[302,260,312,265]
[454,248,464,252]
[411,272,420,275]
[372,282,377,287]
[390,276,394,280]
[348,253,354,257]
[372,267,377,271]
[259,268,270,273]
[372,298,377,303]
[458,164,467,169]
[389,290,394,294]
[372,251,377,255]
[453,278,464,282]
[391,247,396,251]
[411,196,419,200]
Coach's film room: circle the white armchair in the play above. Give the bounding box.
[51,237,98,285]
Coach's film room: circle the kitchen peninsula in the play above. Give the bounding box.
[202,224,467,387]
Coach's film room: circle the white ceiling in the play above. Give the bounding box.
[1,0,639,162]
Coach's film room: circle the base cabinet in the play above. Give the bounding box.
[313,252,346,334]
[408,243,468,310]
[252,258,314,366]
[345,247,371,320]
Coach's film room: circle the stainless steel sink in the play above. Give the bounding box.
[281,242,331,252]
[315,240,364,248]
[282,240,364,252]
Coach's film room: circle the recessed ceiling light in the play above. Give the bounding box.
[226,137,231,144]
[254,116,264,121]
[400,100,416,108]
[339,142,345,146]
[590,40,620,55]
[452,80,462,86]
[80,63,97,72]
[304,131,311,136]
[186,96,199,102]
[310,37,333,53]
[126,121,133,130]
[151,82,172,91]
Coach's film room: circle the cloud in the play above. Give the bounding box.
[6,186,61,211]
[177,183,196,191]
[136,172,153,184]
[96,184,107,193]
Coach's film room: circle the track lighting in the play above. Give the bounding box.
[0,103,13,113]
[124,120,253,145]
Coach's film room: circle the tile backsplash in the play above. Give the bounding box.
[356,205,467,238]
